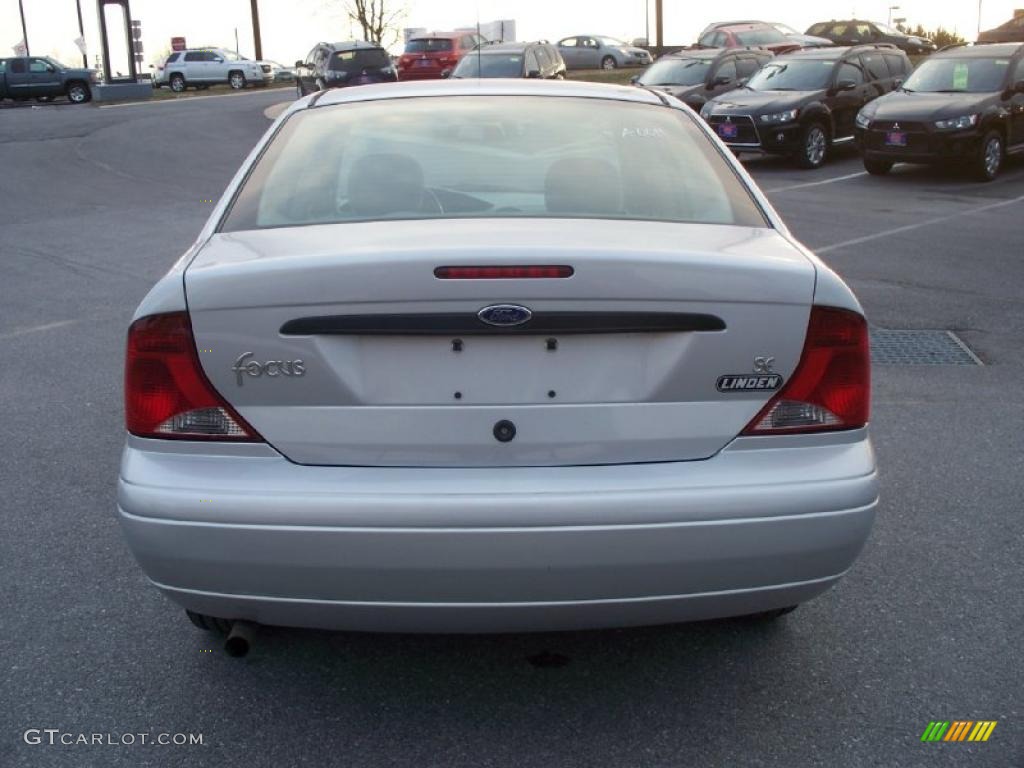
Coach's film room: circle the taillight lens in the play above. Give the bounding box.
[742,306,870,435]
[125,312,262,441]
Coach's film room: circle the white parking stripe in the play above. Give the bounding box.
[0,320,77,340]
[98,87,290,109]
[817,193,1024,254]
[765,171,868,194]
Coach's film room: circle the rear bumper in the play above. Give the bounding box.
[117,431,879,633]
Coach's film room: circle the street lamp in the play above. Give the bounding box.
[887,5,901,27]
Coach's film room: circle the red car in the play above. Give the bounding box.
[397,32,487,80]
[698,23,803,55]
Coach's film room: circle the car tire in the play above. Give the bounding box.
[600,55,617,70]
[972,130,1003,182]
[863,156,894,175]
[66,82,91,103]
[229,71,246,90]
[793,121,829,169]
[186,609,232,634]
[169,74,186,93]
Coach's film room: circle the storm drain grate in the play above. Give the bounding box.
[869,329,982,366]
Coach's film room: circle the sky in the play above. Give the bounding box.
[2,0,1020,70]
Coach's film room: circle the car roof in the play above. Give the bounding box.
[719,23,775,31]
[307,79,664,112]
[936,42,1024,57]
[411,31,462,39]
[325,40,382,50]
[474,42,536,53]
[776,46,855,60]
[662,48,728,59]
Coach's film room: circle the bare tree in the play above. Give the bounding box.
[345,0,406,47]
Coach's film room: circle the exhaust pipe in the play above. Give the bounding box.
[224,620,257,657]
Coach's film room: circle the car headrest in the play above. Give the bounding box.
[544,157,623,215]
[348,153,426,216]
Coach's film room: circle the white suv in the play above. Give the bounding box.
[154,48,271,92]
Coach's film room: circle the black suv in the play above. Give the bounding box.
[295,41,396,97]
[806,20,936,54]
[449,41,566,79]
[632,47,774,112]
[855,43,1024,180]
[700,45,911,168]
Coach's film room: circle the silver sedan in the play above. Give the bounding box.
[555,35,653,69]
[118,80,877,644]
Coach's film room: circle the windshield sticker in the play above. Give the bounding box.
[622,127,667,138]
[952,62,969,90]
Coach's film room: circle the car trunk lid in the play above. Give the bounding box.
[185,219,816,467]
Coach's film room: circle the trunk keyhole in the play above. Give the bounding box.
[546,338,558,351]
[452,339,463,352]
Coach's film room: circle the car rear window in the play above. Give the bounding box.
[405,38,453,53]
[734,28,788,46]
[453,53,524,78]
[220,96,768,232]
[329,48,390,71]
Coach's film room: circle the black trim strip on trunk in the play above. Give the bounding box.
[280,312,726,336]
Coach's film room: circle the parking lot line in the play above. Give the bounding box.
[817,193,1024,254]
[98,87,291,109]
[766,171,868,194]
[0,319,77,340]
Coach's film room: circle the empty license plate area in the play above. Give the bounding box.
[315,333,695,405]
[885,131,908,147]
[718,123,739,139]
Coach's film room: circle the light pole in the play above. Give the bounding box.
[75,0,87,67]
[977,0,983,38]
[644,0,649,45]
[887,5,900,27]
[18,0,30,55]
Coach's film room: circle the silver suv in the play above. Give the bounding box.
[154,48,271,92]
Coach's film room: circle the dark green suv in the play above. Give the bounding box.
[854,43,1024,180]
[700,45,911,168]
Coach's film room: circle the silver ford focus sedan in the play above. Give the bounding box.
[119,80,878,639]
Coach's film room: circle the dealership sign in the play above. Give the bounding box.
[171,36,186,51]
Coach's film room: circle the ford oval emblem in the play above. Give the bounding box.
[478,304,533,327]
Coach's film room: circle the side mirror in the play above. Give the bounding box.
[834,79,857,92]
[213,57,224,63]
[629,74,640,85]
[737,77,748,87]
[294,60,303,69]
[440,69,452,79]
[893,78,904,88]
[711,75,732,87]
[526,69,542,79]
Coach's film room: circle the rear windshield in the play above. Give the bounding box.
[902,56,1010,93]
[452,53,524,78]
[747,60,834,91]
[221,96,767,231]
[638,58,714,86]
[405,38,453,53]
[734,28,788,46]
[329,48,390,71]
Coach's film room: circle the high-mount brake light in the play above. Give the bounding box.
[742,306,870,435]
[124,312,262,441]
[434,265,574,279]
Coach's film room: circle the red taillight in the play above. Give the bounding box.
[434,265,574,279]
[124,312,262,441]
[742,306,870,435]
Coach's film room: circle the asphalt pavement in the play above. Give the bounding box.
[1,90,1021,768]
